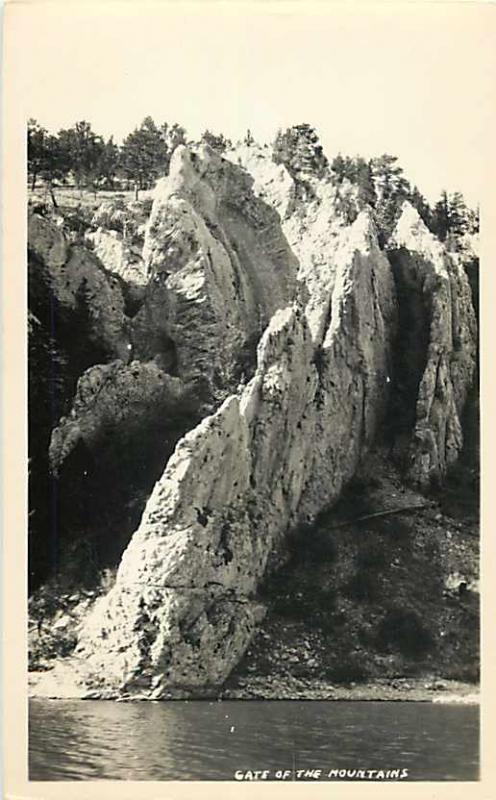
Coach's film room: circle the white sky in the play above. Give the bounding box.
[12,1,496,206]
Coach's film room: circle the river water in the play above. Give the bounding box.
[29,699,479,781]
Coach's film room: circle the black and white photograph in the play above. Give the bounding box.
[3,0,495,793]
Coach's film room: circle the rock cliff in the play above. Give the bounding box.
[140,144,297,396]
[28,141,478,698]
[28,213,131,361]
[233,147,477,484]
[71,206,397,696]
[388,203,477,485]
[28,145,297,589]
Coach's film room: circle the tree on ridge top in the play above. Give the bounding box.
[272,124,329,181]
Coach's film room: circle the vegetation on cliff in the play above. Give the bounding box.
[28,119,479,246]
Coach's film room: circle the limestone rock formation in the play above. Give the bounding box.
[236,147,477,483]
[87,229,148,287]
[71,209,397,697]
[231,143,356,339]
[228,143,298,220]
[28,213,131,361]
[28,144,478,700]
[388,203,477,485]
[86,197,150,287]
[29,147,299,596]
[49,361,190,476]
[45,360,201,574]
[140,144,298,396]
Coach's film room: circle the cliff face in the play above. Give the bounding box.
[28,144,478,698]
[28,213,132,361]
[28,146,297,588]
[85,198,150,287]
[388,203,477,485]
[71,205,397,696]
[233,149,477,487]
[140,144,297,396]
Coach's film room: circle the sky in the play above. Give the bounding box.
[10,1,496,206]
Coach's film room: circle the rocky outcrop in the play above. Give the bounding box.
[28,211,182,587]
[86,198,150,288]
[228,143,298,220]
[87,229,148,287]
[140,144,298,396]
[28,213,131,361]
[68,209,397,697]
[231,143,358,339]
[388,203,477,485]
[28,147,299,594]
[49,361,191,475]
[28,213,140,586]
[238,154,477,487]
[45,361,201,574]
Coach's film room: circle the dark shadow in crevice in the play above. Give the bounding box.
[28,252,115,590]
[39,389,203,591]
[383,248,432,454]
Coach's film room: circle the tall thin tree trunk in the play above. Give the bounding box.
[48,181,58,209]
[31,172,37,191]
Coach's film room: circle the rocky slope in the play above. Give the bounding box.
[224,450,479,700]
[28,141,478,699]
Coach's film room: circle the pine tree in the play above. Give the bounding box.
[273,124,328,180]
[120,117,169,194]
[431,190,477,246]
[408,185,434,231]
[432,191,450,240]
[200,130,232,153]
[27,119,49,191]
[330,153,347,183]
[98,137,120,190]
[370,154,411,242]
[57,121,105,193]
[27,119,71,206]
[244,129,255,146]
[356,160,377,207]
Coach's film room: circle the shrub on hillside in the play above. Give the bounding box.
[376,608,435,658]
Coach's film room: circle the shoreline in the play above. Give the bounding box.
[223,676,480,704]
[29,670,479,704]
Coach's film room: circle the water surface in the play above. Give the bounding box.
[29,698,479,781]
